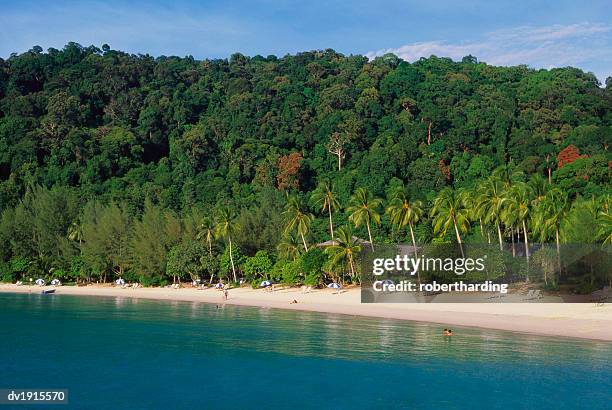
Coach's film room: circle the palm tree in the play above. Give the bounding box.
[465,187,490,243]
[431,187,470,257]
[324,226,362,282]
[67,220,84,251]
[528,174,548,204]
[597,195,612,244]
[533,188,569,273]
[503,182,533,262]
[386,186,424,256]
[476,176,506,251]
[492,164,523,190]
[598,213,612,245]
[196,216,215,256]
[277,232,303,261]
[346,187,382,251]
[311,180,340,240]
[215,208,238,283]
[282,196,314,252]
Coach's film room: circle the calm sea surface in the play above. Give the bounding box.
[0,292,610,409]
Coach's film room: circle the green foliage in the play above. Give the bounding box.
[242,250,274,281]
[0,45,609,289]
[166,241,207,283]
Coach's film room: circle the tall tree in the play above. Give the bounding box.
[196,216,215,256]
[386,186,424,256]
[311,180,340,241]
[431,188,470,257]
[282,196,314,252]
[477,177,507,251]
[324,226,362,282]
[503,182,534,262]
[215,208,239,283]
[533,188,570,273]
[347,188,382,251]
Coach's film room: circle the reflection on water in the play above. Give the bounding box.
[1,292,610,410]
[6,292,610,368]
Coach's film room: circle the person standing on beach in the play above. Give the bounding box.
[224,289,229,300]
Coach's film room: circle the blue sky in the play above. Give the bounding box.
[1,0,611,82]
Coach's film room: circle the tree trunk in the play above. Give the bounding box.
[207,238,212,257]
[366,220,374,251]
[510,226,516,257]
[300,232,309,252]
[452,216,465,258]
[427,121,432,145]
[409,221,421,284]
[229,236,237,283]
[497,223,503,251]
[522,220,530,263]
[555,227,561,277]
[328,207,334,240]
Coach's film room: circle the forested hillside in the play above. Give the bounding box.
[0,43,610,287]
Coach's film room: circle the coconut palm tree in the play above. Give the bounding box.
[215,208,238,283]
[196,216,215,256]
[476,176,506,251]
[431,187,470,257]
[311,180,340,241]
[502,182,534,262]
[282,196,314,252]
[324,225,362,282]
[67,220,84,251]
[533,188,569,272]
[277,232,303,261]
[528,174,548,204]
[346,187,382,251]
[492,164,523,190]
[597,195,612,244]
[386,186,424,257]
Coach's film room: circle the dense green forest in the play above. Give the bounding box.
[0,43,610,289]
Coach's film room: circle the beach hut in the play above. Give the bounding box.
[35,278,45,286]
[260,280,272,288]
[51,279,61,286]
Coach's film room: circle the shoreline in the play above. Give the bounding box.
[1,284,611,342]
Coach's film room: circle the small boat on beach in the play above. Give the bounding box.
[41,289,56,295]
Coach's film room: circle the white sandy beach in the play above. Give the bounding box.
[1,284,611,342]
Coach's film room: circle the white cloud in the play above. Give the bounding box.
[366,22,612,82]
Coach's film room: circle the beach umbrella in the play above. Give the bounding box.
[327,283,341,289]
[215,283,225,289]
[50,279,61,286]
[115,278,125,286]
[35,278,45,286]
[260,280,272,288]
[380,279,394,285]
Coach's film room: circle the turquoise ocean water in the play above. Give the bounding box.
[0,292,610,409]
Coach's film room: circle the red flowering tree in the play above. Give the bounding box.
[276,152,302,191]
[557,145,587,169]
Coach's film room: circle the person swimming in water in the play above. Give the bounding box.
[443,329,453,336]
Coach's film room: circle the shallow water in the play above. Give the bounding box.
[0,293,610,409]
